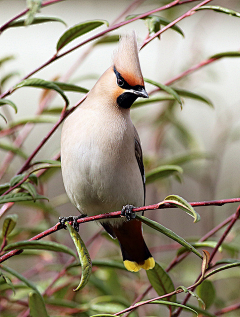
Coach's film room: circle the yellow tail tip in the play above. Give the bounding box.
[124,257,155,272]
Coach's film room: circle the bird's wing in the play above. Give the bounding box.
[134,126,146,205]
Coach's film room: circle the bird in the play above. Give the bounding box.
[61,31,155,272]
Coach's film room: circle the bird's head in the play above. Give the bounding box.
[111,32,148,109]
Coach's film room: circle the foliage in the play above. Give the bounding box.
[1,0,240,316]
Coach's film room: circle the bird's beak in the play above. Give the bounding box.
[127,87,149,99]
[135,87,149,99]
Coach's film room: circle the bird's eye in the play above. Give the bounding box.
[117,78,124,87]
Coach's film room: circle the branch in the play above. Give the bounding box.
[172,205,240,317]
[1,197,240,264]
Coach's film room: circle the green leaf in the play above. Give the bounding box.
[0,142,28,159]
[10,174,25,187]
[0,55,15,67]
[20,183,37,200]
[197,280,216,309]
[1,264,41,295]
[146,165,183,184]
[127,15,184,37]
[95,35,120,45]
[0,72,20,87]
[210,51,240,59]
[0,192,47,205]
[133,96,175,108]
[8,16,67,28]
[173,88,214,108]
[32,159,61,166]
[0,99,18,113]
[177,285,205,309]
[66,222,92,291]
[205,262,240,279]
[9,116,57,128]
[0,113,7,123]
[145,78,182,107]
[2,214,18,238]
[0,272,16,295]
[196,5,240,18]
[175,301,217,317]
[149,300,198,315]
[0,183,10,195]
[136,215,202,259]
[57,20,108,51]
[29,291,49,317]
[163,194,201,223]
[13,78,69,106]
[177,241,219,256]
[25,0,42,26]
[4,240,77,259]
[159,151,211,167]
[147,262,176,302]
[54,81,89,93]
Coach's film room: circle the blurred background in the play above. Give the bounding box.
[1,1,240,315]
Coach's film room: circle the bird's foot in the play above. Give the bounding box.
[121,205,136,221]
[59,214,87,232]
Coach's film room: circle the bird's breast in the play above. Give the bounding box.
[61,107,144,218]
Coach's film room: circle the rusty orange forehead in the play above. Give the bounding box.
[119,69,144,87]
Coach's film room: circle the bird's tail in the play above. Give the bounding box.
[113,219,155,272]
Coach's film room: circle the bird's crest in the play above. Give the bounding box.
[113,32,144,87]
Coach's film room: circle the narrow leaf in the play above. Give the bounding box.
[205,262,240,279]
[54,81,88,93]
[95,35,120,45]
[1,264,40,295]
[197,280,216,309]
[0,273,16,295]
[13,78,69,106]
[196,6,240,18]
[163,194,200,223]
[0,99,18,113]
[9,116,57,128]
[146,165,183,184]
[133,96,175,108]
[0,183,10,195]
[29,291,49,317]
[66,222,92,291]
[4,240,77,259]
[8,16,67,28]
[25,0,42,25]
[20,183,37,200]
[173,88,214,108]
[147,262,176,302]
[10,174,25,187]
[57,20,108,51]
[177,286,205,309]
[2,214,18,238]
[126,15,184,37]
[0,193,47,205]
[149,300,198,315]
[177,241,219,256]
[210,51,240,59]
[0,55,15,67]
[144,78,182,107]
[0,142,28,159]
[136,215,202,259]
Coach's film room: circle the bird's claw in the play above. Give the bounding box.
[121,204,136,221]
[59,214,86,232]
